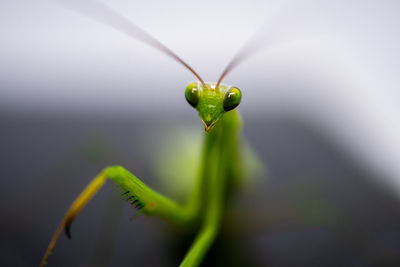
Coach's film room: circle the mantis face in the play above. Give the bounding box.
[185,82,242,132]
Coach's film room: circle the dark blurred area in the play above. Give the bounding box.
[1,110,399,266]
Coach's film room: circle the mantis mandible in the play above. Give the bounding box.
[41,1,258,266]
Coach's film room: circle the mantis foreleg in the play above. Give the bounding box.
[40,165,199,266]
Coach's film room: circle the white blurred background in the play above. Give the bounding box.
[1,0,399,193]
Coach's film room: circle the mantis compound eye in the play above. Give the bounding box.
[185,82,200,108]
[223,87,241,111]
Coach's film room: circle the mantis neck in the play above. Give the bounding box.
[202,109,242,216]
[180,110,242,266]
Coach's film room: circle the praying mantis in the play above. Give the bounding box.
[34,1,400,266]
[40,1,259,267]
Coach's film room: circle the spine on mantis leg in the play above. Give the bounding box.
[104,166,195,224]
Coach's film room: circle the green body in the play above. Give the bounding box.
[41,82,244,267]
[178,109,242,265]
[104,110,242,266]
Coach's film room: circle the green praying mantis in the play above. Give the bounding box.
[41,1,261,266]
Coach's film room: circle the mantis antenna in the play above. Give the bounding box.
[216,23,273,89]
[216,1,290,89]
[216,49,252,90]
[56,0,206,87]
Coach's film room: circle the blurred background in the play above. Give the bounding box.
[1,0,400,266]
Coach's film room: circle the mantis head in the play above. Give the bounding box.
[185,82,242,132]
